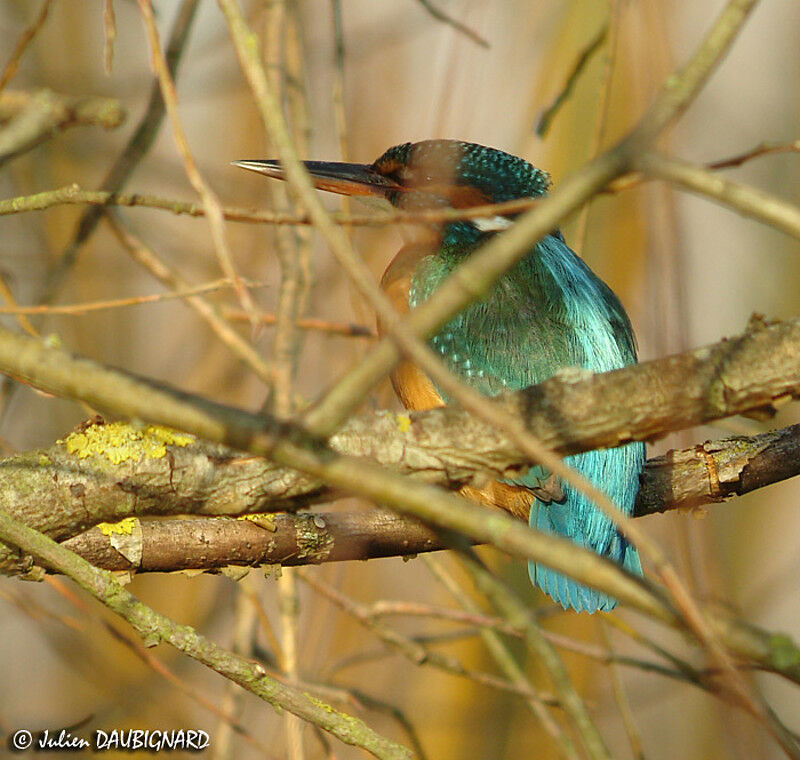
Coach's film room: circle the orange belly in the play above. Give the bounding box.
[380,244,533,521]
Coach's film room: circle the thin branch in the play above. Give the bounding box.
[638,151,800,242]
[103,0,117,75]
[265,11,315,753]
[43,0,200,301]
[456,550,612,760]
[0,288,372,336]
[135,0,256,325]
[413,0,489,48]
[423,556,581,758]
[53,418,800,572]
[0,0,55,93]
[0,273,38,337]
[107,214,273,384]
[0,277,268,316]
[0,90,125,165]
[535,21,609,138]
[211,576,262,760]
[0,183,543,225]
[707,139,800,170]
[598,620,646,760]
[0,509,412,760]
[224,310,375,338]
[574,0,620,252]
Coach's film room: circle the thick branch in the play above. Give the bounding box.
[0,322,798,575]
[46,424,800,573]
[63,511,442,572]
[636,424,800,515]
[5,314,800,669]
[0,509,411,760]
[4,313,800,687]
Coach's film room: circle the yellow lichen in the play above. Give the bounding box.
[43,332,62,349]
[237,514,277,532]
[63,421,194,465]
[221,566,251,582]
[145,424,195,448]
[395,413,411,433]
[97,517,138,536]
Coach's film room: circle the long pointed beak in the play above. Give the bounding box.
[232,159,400,198]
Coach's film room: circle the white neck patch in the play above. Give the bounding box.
[471,215,513,232]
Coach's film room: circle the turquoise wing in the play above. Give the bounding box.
[414,234,644,612]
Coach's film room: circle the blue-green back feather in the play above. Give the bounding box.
[410,230,643,613]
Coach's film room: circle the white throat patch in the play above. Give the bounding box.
[471,215,513,232]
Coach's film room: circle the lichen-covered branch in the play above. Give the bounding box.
[0,314,799,576]
[53,424,800,574]
[5,308,800,685]
[0,509,412,760]
[62,511,440,573]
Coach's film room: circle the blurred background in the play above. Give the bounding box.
[2,0,800,758]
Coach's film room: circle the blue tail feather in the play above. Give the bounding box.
[526,443,644,613]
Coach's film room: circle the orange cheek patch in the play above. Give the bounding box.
[427,184,491,208]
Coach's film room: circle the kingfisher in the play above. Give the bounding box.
[235,140,644,613]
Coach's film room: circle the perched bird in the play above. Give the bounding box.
[235,140,644,612]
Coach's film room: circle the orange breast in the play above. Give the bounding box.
[380,244,533,521]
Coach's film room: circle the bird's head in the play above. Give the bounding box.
[235,139,551,244]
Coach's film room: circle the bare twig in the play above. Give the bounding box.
[536,21,609,138]
[457,550,613,760]
[707,139,800,170]
[0,510,412,760]
[639,151,800,242]
[0,0,55,93]
[0,183,543,225]
[598,620,646,760]
[107,214,273,384]
[413,0,489,48]
[44,0,201,302]
[0,90,125,165]
[225,310,375,338]
[135,0,256,326]
[424,556,581,758]
[574,0,620,251]
[0,277,267,316]
[103,0,117,74]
